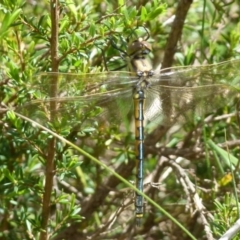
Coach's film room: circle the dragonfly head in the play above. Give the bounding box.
[127,38,153,74]
[127,38,152,58]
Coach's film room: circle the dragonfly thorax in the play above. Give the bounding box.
[130,57,153,73]
[127,38,153,77]
[132,70,154,93]
[136,69,154,78]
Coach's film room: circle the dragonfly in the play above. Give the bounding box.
[16,37,240,225]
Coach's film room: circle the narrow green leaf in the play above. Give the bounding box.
[0,9,22,38]
[148,6,165,20]
[9,8,22,23]
[207,139,238,169]
[140,6,147,21]
[6,110,16,121]
[3,168,15,182]
[89,23,96,37]
[26,219,32,232]
[0,13,11,38]
[65,0,77,20]
[118,0,124,6]
[71,207,81,216]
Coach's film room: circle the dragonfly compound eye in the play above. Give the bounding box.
[127,38,152,57]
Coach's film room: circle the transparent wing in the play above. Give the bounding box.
[16,59,240,130]
[144,59,240,124]
[156,58,240,86]
[17,72,138,131]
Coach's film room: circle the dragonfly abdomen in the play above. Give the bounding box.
[133,89,146,225]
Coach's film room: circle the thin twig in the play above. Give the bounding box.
[40,1,59,239]
[168,159,214,240]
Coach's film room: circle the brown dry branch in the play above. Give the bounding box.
[161,0,193,70]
